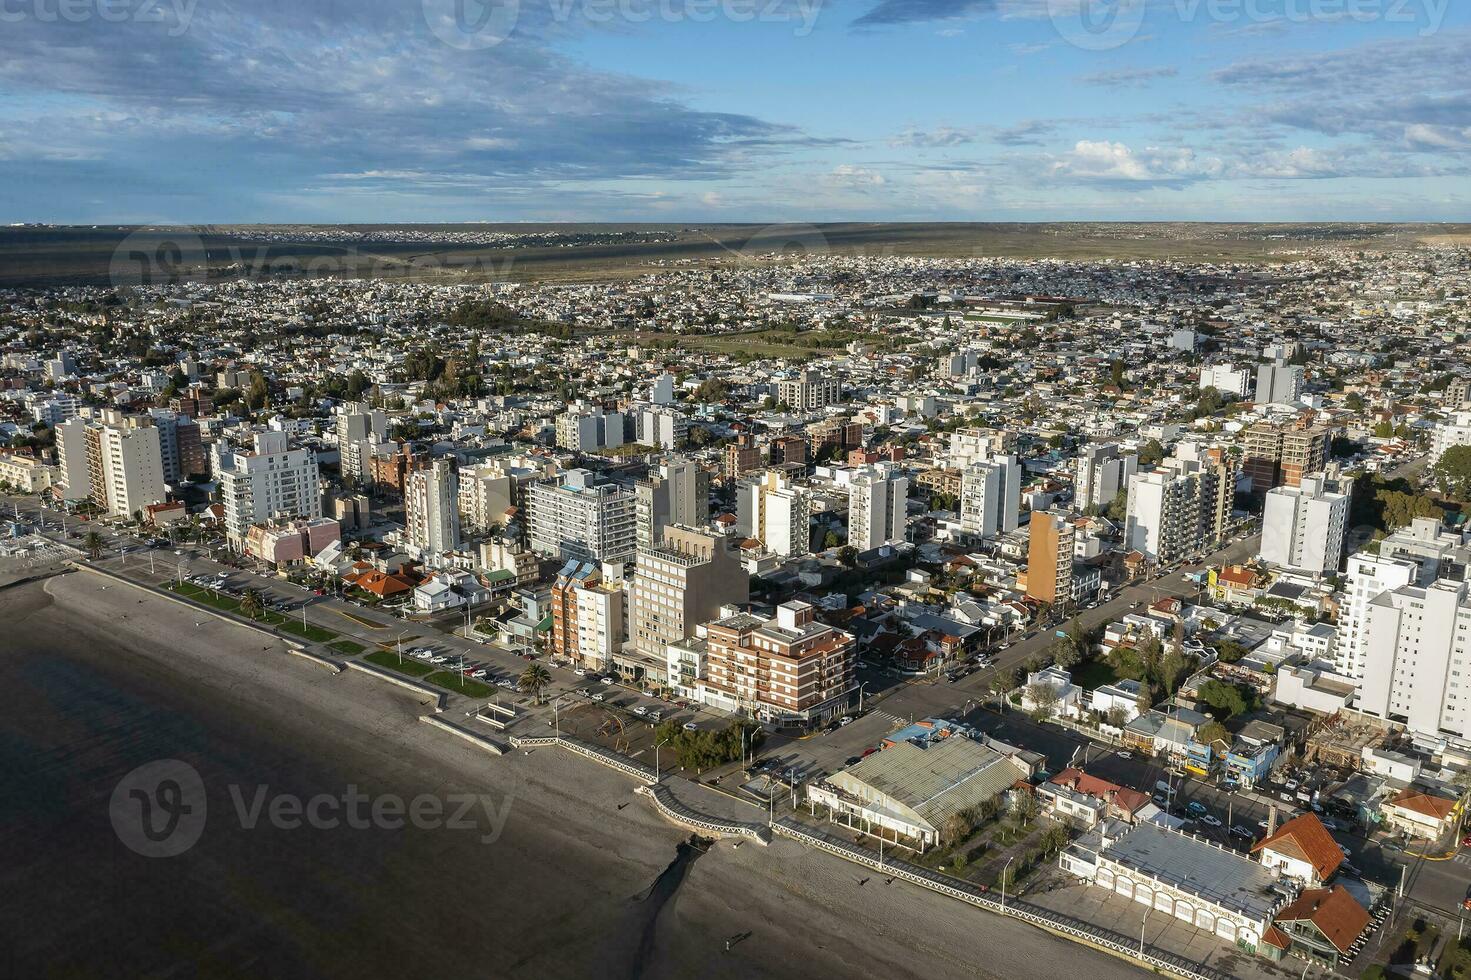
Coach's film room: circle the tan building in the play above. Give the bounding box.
[1243,422,1327,492]
[0,453,57,493]
[723,435,761,481]
[697,600,856,724]
[1027,509,1075,607]
[628,525,747,667]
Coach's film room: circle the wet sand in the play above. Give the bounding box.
[0,572,1149,979]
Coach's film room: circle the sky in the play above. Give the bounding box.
[0,0,1467,223]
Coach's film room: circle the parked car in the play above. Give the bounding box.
[682,722,698,732]
[1230,825,1254,839]
[632,706,648,717]
[838,716,854,726]
[1201,815,1223,828]
[1186,801,1207,816]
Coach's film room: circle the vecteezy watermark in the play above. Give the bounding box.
[420,0,822,48]
[110,759,515,857]
[106,227,518,289]
[1047,0,1448,50]
[0,0,197,35]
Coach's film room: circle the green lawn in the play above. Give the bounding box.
[426,671,493,698]
[168,582,338,643]
[328,639,367,655]
[364,649,435,677]
[1071,660,1120,690]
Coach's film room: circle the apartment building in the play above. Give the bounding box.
[555,404,625,452]
[548,560,625,670]
[216,430,321,549]
[1335,519,1470,680]
[1255,358,1304,405]
[148,408,206,483]
[847,467,908,551]
[1027,509,1077,607]
[1243,422,1327,493]
[54,416,92,500]
[635,455,705,550]
[1431,412,1471,466]
[628,525,747,664]
[1074,442,1138,513]
[1199,363,1251,399]
[775,368,841,411]
[335,401,388,484]
[527,468,637,566]
[723,434,762,481]
[959,453,1020,538]
[405,458,461,561]
[0,454,56,493]
[735,469,811,557]
[458,462,515,533]
[1259,474,1348,576]
[69,412,168,519]
[632,404,689,450]
[1358,575,1471,743]
[1125,453,1233,564]
[948,426,1016,470]
[695,601,856,724]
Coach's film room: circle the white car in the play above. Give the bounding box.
[1200,815,1222,828]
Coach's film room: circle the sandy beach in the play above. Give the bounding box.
[0,570,1149,979]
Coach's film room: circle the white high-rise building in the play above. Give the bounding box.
[555,404,625,452]
[1198,364,1251,399]
[458,463,515,533]
[1254,358,1304,405]
[1259,474,1349,576]
[847,467,907,551]
[1124,454,1232,564]
[1335,518,1470,679]
[335,401,388,484]
[54,416,93,501]
[633,404,689,450]
[528,469,637,565]
[1074,443,1138,513]
[216,431,321,548]
[959,460,1001,538]
[650,372,676,405]
[636,455,704,550]
[1431,411,1471,466]
[406,458,461,561]
[92,419,167,519]
[736,469,811,557]
[1358,576,1471,744]
[775,368,841,411]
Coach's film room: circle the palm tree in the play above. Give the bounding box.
[82,530,104,559]
[239,588,265,620]
[518,664,552,704]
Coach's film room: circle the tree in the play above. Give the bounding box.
[1430,445,1471,501]
[837,545,858,567]
[83,530,104,559]
[1105,706,1131,729]
[239,588,265,620]
[518,664,552,704]
[1197,720,1230,746]
[1139,438,1166,466]
[1197,679,1254,720]
[1052,637,1082,670]
[1025,681,1061,719]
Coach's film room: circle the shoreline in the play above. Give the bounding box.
[1,571,1152,979]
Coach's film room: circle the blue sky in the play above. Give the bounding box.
[0,0,1467,222]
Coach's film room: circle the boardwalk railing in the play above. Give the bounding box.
[644,784,771,845]
[507,734,658,784]
[772,819,1231,980]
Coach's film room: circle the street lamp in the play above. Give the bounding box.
[858,681,869,714]
[1000,855,1014,910]
[655,735,671,781]
[1139,907,1150,956]
[395,629,410,665]
[553,693,570,737]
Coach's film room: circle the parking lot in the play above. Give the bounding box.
[754,710,909,783]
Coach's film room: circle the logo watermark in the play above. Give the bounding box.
[110,759,514,857]
[420,0,822,48]
[106,227,518,288]
[1047,0,1448,50]
[0,0,196,34]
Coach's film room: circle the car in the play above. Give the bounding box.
[430,655,448,664]
[1186,801,1207,816]
[648,711,662,723]
[838,716,854,726]
[469,669,487,679]
[1463,834,1471,848]
[1382,840,1403,852]
[682,722,698,732]
[844,756,861,767]
[497,678,515,690]
[1230,825,1254,838]
[632,706,648,717]
[1338,843,1351,856]
[590,692,605,702]
[1200,815,1223,828]
[1117,751,1133,760]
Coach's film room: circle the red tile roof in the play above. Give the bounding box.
[1047,768,1151,814]
[1386,788,1458,822]
[1252,812,1344,882]
[1273,886,1370,955]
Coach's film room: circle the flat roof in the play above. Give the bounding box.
[1104,822,1282,922]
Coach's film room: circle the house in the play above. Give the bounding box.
[412,575,463,613]
[1039,768,1151,829]
[1380,787,1460,840]
[1085,678,1143,728]
[1021,666,1080,719]
[1260,886,1371,969]
[1252,812,1343,886]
